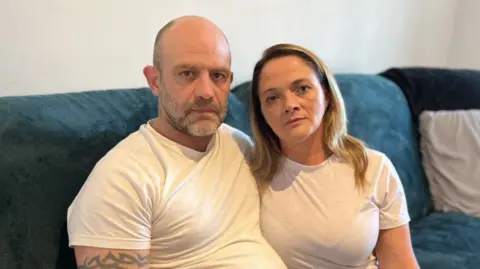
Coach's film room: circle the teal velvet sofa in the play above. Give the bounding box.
[1,68,479,269]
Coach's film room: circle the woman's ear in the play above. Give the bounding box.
[143,65,161,96]
[322,85,330,108]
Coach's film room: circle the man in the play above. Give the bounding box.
[67,16,287,269]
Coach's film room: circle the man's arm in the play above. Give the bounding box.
[74,246,150,269]
[68,150,156,269]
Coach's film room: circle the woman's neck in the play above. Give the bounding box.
[281,128,331,166]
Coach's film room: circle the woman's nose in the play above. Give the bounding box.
[284,99,300,113]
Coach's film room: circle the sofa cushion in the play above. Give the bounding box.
[419,109,480,217]
[410,212,480,269]
[231,74,432,221]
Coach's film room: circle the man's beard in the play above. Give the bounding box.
[158,88,227,137]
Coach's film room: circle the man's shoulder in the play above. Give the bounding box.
[218,123,253,148]
[217,124,254,159]
[92,127,161,174]
[113,127,151,153]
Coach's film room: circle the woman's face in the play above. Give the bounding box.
[258,55,329,145]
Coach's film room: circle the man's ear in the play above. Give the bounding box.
[143,65,160,96]
[229,71,234,84]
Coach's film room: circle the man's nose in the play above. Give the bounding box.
[194,72,214,99]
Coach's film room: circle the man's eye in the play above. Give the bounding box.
[212,72,226,80]
[180,71,194,77]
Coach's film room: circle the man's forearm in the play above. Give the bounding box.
[75,247,150,269]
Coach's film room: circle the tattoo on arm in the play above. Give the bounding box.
[77,251,149,269]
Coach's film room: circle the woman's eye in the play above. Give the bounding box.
[297,85,310,93]
[266,95,278,104]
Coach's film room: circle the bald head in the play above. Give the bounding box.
[143,15,234,144]
[153,16,231,70]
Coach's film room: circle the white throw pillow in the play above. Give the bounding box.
[419,109,480,217]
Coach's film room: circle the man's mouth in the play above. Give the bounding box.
[193,108,216,113]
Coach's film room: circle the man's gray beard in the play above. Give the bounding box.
[164,107,221,137]
[159,88,225,137]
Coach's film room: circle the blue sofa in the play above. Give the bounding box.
[1,68,479,269]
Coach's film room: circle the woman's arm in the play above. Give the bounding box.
[372,153,420,269]
[375,224,420,269]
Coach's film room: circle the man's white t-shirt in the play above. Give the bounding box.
[67,122,286,269]
[260,149,410,269]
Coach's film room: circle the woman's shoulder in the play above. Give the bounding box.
[363,148,399,184]
[365,148,392,167]
[332,148,390,171]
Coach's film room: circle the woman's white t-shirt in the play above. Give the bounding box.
[260,149,410,269]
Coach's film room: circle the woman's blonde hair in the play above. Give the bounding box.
[249,43,369,194]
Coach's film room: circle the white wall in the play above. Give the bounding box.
[0,0,460,97]
[448,0,480,69]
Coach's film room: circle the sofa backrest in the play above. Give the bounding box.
[0,74,432,268]
[0,88,158,269]
[230,74,433,222]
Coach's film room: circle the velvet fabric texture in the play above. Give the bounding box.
[1,73,479,269]
[379,67,480,134]
[0,88,157,269]
[411,212,480,268]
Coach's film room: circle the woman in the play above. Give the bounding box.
[249,44,419,269]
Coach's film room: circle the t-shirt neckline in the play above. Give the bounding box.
[283,153,336,173]
[145,120,218,161]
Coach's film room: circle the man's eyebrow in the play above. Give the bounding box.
[173,64,230,73]
[173,64,197,70]
[212,67,231,73]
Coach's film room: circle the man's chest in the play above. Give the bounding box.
[150,158,260,252]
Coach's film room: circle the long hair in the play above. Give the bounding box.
[249,44,369,194]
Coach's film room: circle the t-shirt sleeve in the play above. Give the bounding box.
[226,125,255,163]
[67,149,156,250]
[375,153,411,230]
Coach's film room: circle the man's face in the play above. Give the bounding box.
[156,32,232,137]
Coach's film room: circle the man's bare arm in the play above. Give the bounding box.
[74,246,150,269]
